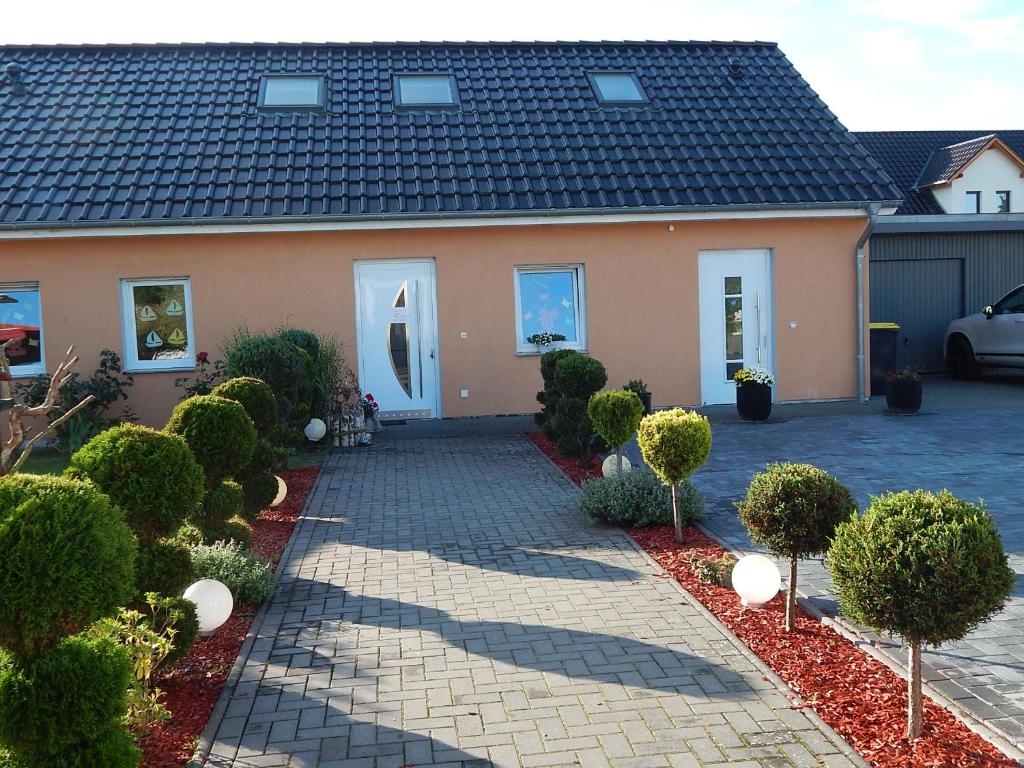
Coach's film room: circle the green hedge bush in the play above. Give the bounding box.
[545,353,607,458]
[134,538,195,597]
[191,479,244,535]
[166,395,256,486]
[190,541,276,604]
[736,463,856,631]
[211,377,278,436]
[536,348,578,432]
[579,470,703,528]
[275,327,320,360]
[67,424,204,544]
[225,334,308,419]
[153,596,199,668]
[0,475,135,660]
[637,409,712,542]
[0,635,136,765]
[828,489,1014,738]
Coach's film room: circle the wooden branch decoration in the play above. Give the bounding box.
[0,344,93,475]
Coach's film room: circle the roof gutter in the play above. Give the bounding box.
[0,200,900,238]
[856,203,881,403]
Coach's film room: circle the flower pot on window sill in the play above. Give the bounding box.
[886,378,922,414]
[736,383,772,421]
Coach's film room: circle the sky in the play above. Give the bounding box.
[1,0,1020,130]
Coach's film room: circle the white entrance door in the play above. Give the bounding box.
[354,260,440,420]
[698,250,773,405]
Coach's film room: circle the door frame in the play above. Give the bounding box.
[353,258,443,419]
[697,248,775,406]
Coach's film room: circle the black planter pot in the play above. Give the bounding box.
[640,391,653,415]
[736,384,772,421]
[886,378,922,414]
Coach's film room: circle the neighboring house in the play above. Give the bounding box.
[0,41,900,425]
[855,131,1024,372]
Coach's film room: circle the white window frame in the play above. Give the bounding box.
[119,277,196,372]
[0,281,46,377]
[513,265,587,355]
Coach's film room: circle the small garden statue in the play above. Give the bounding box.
[637,409,712,543]
[736,463,856,632]
[828,489,1014,739]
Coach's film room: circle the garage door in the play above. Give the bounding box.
[870,259,964,372]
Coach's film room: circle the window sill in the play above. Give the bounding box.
[516,346,587,357]
[124,365,196,374]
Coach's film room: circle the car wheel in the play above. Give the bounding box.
[948,336,980,379]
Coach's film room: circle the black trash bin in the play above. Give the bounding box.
[869,322,900,396]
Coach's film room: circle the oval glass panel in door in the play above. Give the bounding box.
[388,283,412,397]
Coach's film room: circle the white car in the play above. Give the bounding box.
[944,284,1024,378]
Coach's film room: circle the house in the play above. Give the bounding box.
[854,131,1024,372]
[0,41,901,425]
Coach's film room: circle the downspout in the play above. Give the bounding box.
[856,203,881,403]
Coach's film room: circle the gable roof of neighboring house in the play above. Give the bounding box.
[0,40,901,230]
[854,130,1024,215]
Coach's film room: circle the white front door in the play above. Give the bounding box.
[354,260,440,420]
[698,250,773,405]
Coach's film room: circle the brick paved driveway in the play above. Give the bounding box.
[626,405,1024,751]
[203,432,861,767]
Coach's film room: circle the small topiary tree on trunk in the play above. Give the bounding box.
[735,463,856,632]
[828,489,1014,740]
[588,390,644,478]
[636,409,711,543]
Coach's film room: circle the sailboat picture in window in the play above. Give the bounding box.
[167,328,187,345]
[144,331,163,348]
[387,283,412,398]
[138,305,158,322]
[165,298,184,316]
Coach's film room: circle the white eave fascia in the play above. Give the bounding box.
[0,204,884,240]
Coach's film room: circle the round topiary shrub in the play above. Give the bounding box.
[166,395,256,486]
[0,475,136,660]
[150,596,198,668]
[276,327,320,360]
[547,354,607,458]
[211,377,278,437]
[553,354,607,399]
[637,409,712,543]
[135,538,196,597]
[225,335,307,417]
[240,469,279,521]
[588,390,644,476]
[67,424,205,544]
[828,489,1015,738]
[735,463,856,632]
[0,634,136,764]
[192,479,244,534]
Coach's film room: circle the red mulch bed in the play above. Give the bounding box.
[139,466,320,768]
[525,431,602,485]
[631,526,1017,768]
[527,437,1014,766]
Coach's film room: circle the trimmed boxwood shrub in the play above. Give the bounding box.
[149,596,198,669]
[192,479,244,534]
[536,348,578,432]
[276,327,320,361]
[547,354,607,458]
[579,470,703,528]
[225,334,308,419]
[166,395,256,486]
[67,424,204,544]
[0,475,136,660]
[0,635,136,765]
[637,409,712,543]
[588,390,644,476]
[134,538,195,597]
[240,463,279,521]
[735,463,856,631]
[211,377,278,436]
[828,489,1014,738]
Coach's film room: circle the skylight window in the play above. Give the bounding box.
[260,75,324,109]
[590,72,647,104]
[395,74,457,107]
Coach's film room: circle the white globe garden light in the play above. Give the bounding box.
[184,579,234,637]
[731,554,782,608]
[601,454,632,478]
[270,474,288,508]
[304,418,327,442]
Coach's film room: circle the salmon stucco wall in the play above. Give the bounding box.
[0,215,868,426]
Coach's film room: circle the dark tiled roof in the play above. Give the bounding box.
[915,134,995,188]
[854,130,1024,215]
[0,41,901,228]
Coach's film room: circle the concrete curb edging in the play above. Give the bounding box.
[187,464,331,768]
[694,521,1024,766]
